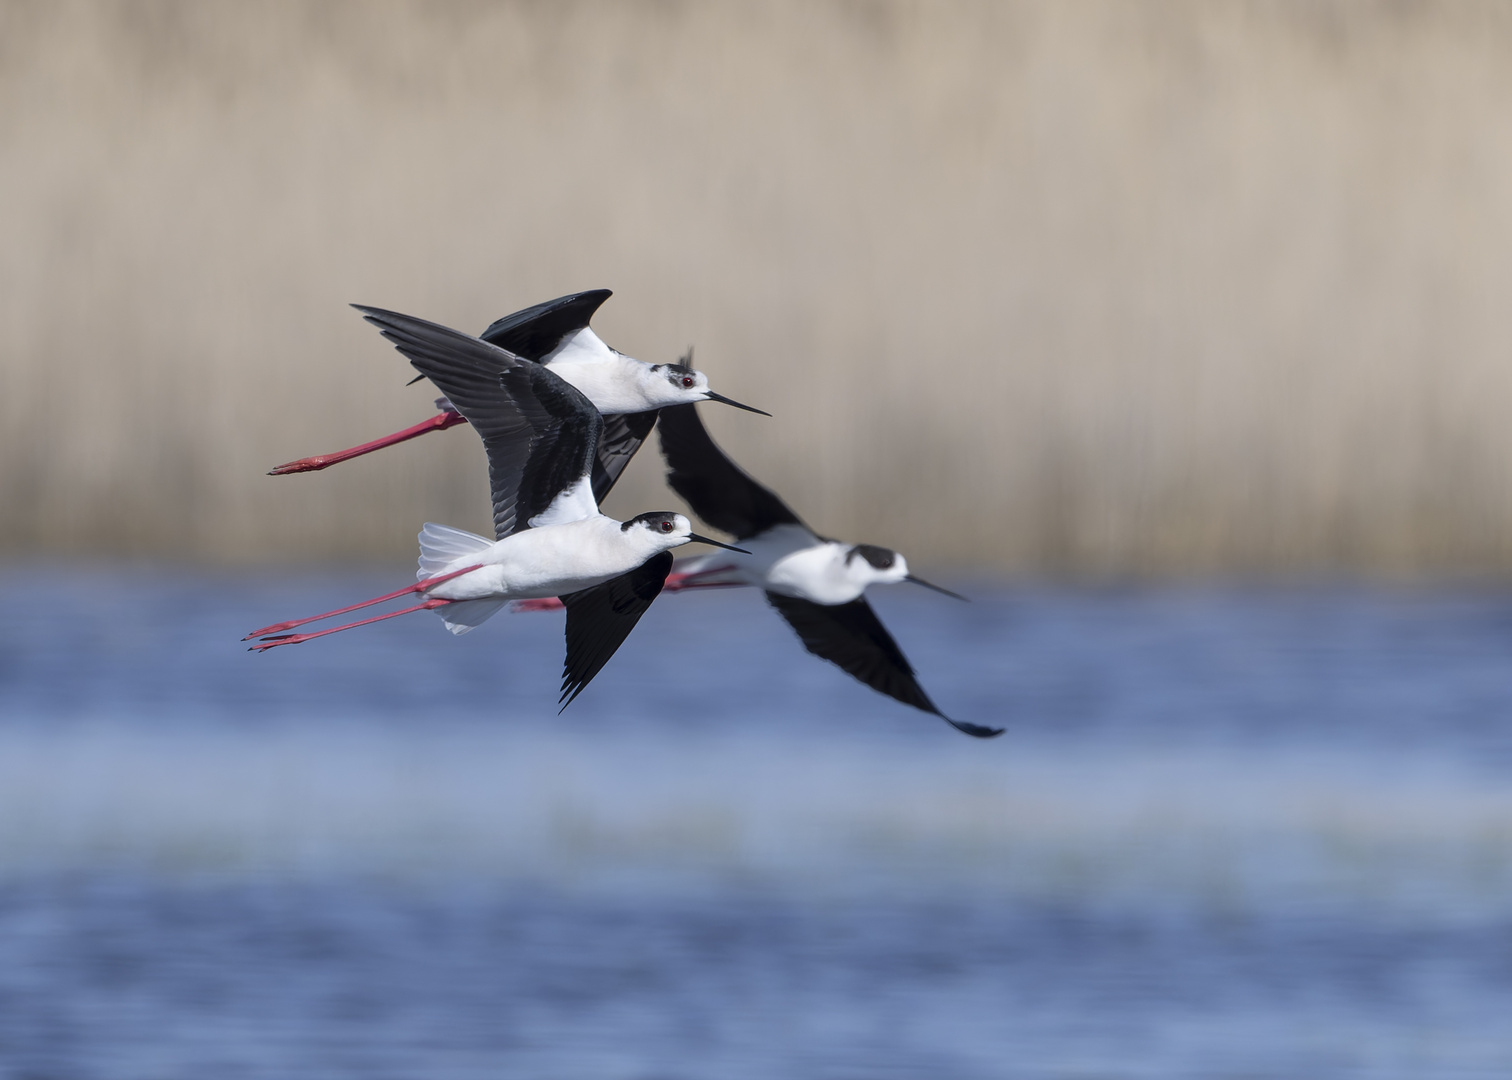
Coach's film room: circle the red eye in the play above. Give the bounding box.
[681,376,695,389]
[661,520,674,532]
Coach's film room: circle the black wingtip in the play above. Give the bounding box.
[351,304,394,335]
[350,304,408,331]
[558,683,585,713]
[479,290,615,358]
[944,716,1005,739]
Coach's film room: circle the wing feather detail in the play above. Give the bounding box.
[354,306,602,538]
[764,592,1002,738]
[657,404,802,540]
[592,411,659,504]
[558,552,674,710]
[480,289,612,359]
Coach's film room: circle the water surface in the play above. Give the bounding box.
[1,569,1510,1078]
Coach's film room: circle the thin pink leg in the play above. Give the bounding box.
[244,563,484,639]
[510,597,564,613]
[269,409,469,475]
[249,597,453,651]
[661,569,745,592]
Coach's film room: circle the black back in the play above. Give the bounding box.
[764,592,1002,739]
[480,289,613,359]
[657,403,802,540]
[558,551,675,710]
[354,306,601,539]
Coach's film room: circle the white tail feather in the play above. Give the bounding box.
[417,522,494,580]
[435,598,506,634]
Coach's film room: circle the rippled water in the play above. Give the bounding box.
[2,567,1511,1078]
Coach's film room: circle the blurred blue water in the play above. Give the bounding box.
[1,567,1511,1078]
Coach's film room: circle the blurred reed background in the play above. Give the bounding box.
[4,0,1512,574]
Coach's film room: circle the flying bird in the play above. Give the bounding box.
[269,289,767,506]
[247,309,746,710]
[521,404,1000,738]
[655,404,997,737]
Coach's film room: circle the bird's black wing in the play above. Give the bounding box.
[484,290,646,504]
[657,404,802,540]
[355,306,602,539]
[403,290,614,385]
[558,552,674,711]
[764,592,1002,738]
[480,289,613,360]
[482,289,659,503]
[591,411,660,504]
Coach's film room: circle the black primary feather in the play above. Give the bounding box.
[508,364,603,531]
[657,404,802,540]
[481,289,647,503]
[558,551,675,710]
[401,292,607,385]
[353,306,602,539]
[592,411,659,504]
[480,289,613,359]
[764,592,1003,739]
[396,291,650,502]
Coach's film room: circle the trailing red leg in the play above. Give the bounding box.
[244,563,483,639]
[510,597,565,613]
[249,597,453,651]
[268,409,468,475]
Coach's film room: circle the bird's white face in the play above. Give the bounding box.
[623,511,698,554]
[637,361,769,415]
[622,512,752,562]
[844,544,910,588]
[644,364,714,407]
[840,544,966,601]
[878,552,910,585]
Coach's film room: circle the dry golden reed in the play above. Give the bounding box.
[4,1,1512,574]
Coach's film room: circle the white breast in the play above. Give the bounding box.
[428,517,650,602]
[765,539,866,605]
[679,524,863,605]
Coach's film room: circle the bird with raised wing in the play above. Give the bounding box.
[247,309,747,710]
[269,289,767,505]
[653,402,999,738]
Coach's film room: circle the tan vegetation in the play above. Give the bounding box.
[4,1,1512,574]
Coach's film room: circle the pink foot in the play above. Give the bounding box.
[249,596,452,650]
[244,563,483,640]
[510,597,565,613]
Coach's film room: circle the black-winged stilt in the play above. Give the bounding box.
[269,290,767,505]
[653,402,1000,738]
[247,309,747,711]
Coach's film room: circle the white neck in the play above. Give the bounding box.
[543,328,656,414]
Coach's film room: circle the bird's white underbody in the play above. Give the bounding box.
[676,524,916,606]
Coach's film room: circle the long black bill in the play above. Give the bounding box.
[688,532,751,554]
[703,392,772,416]
[906,575,968,602]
